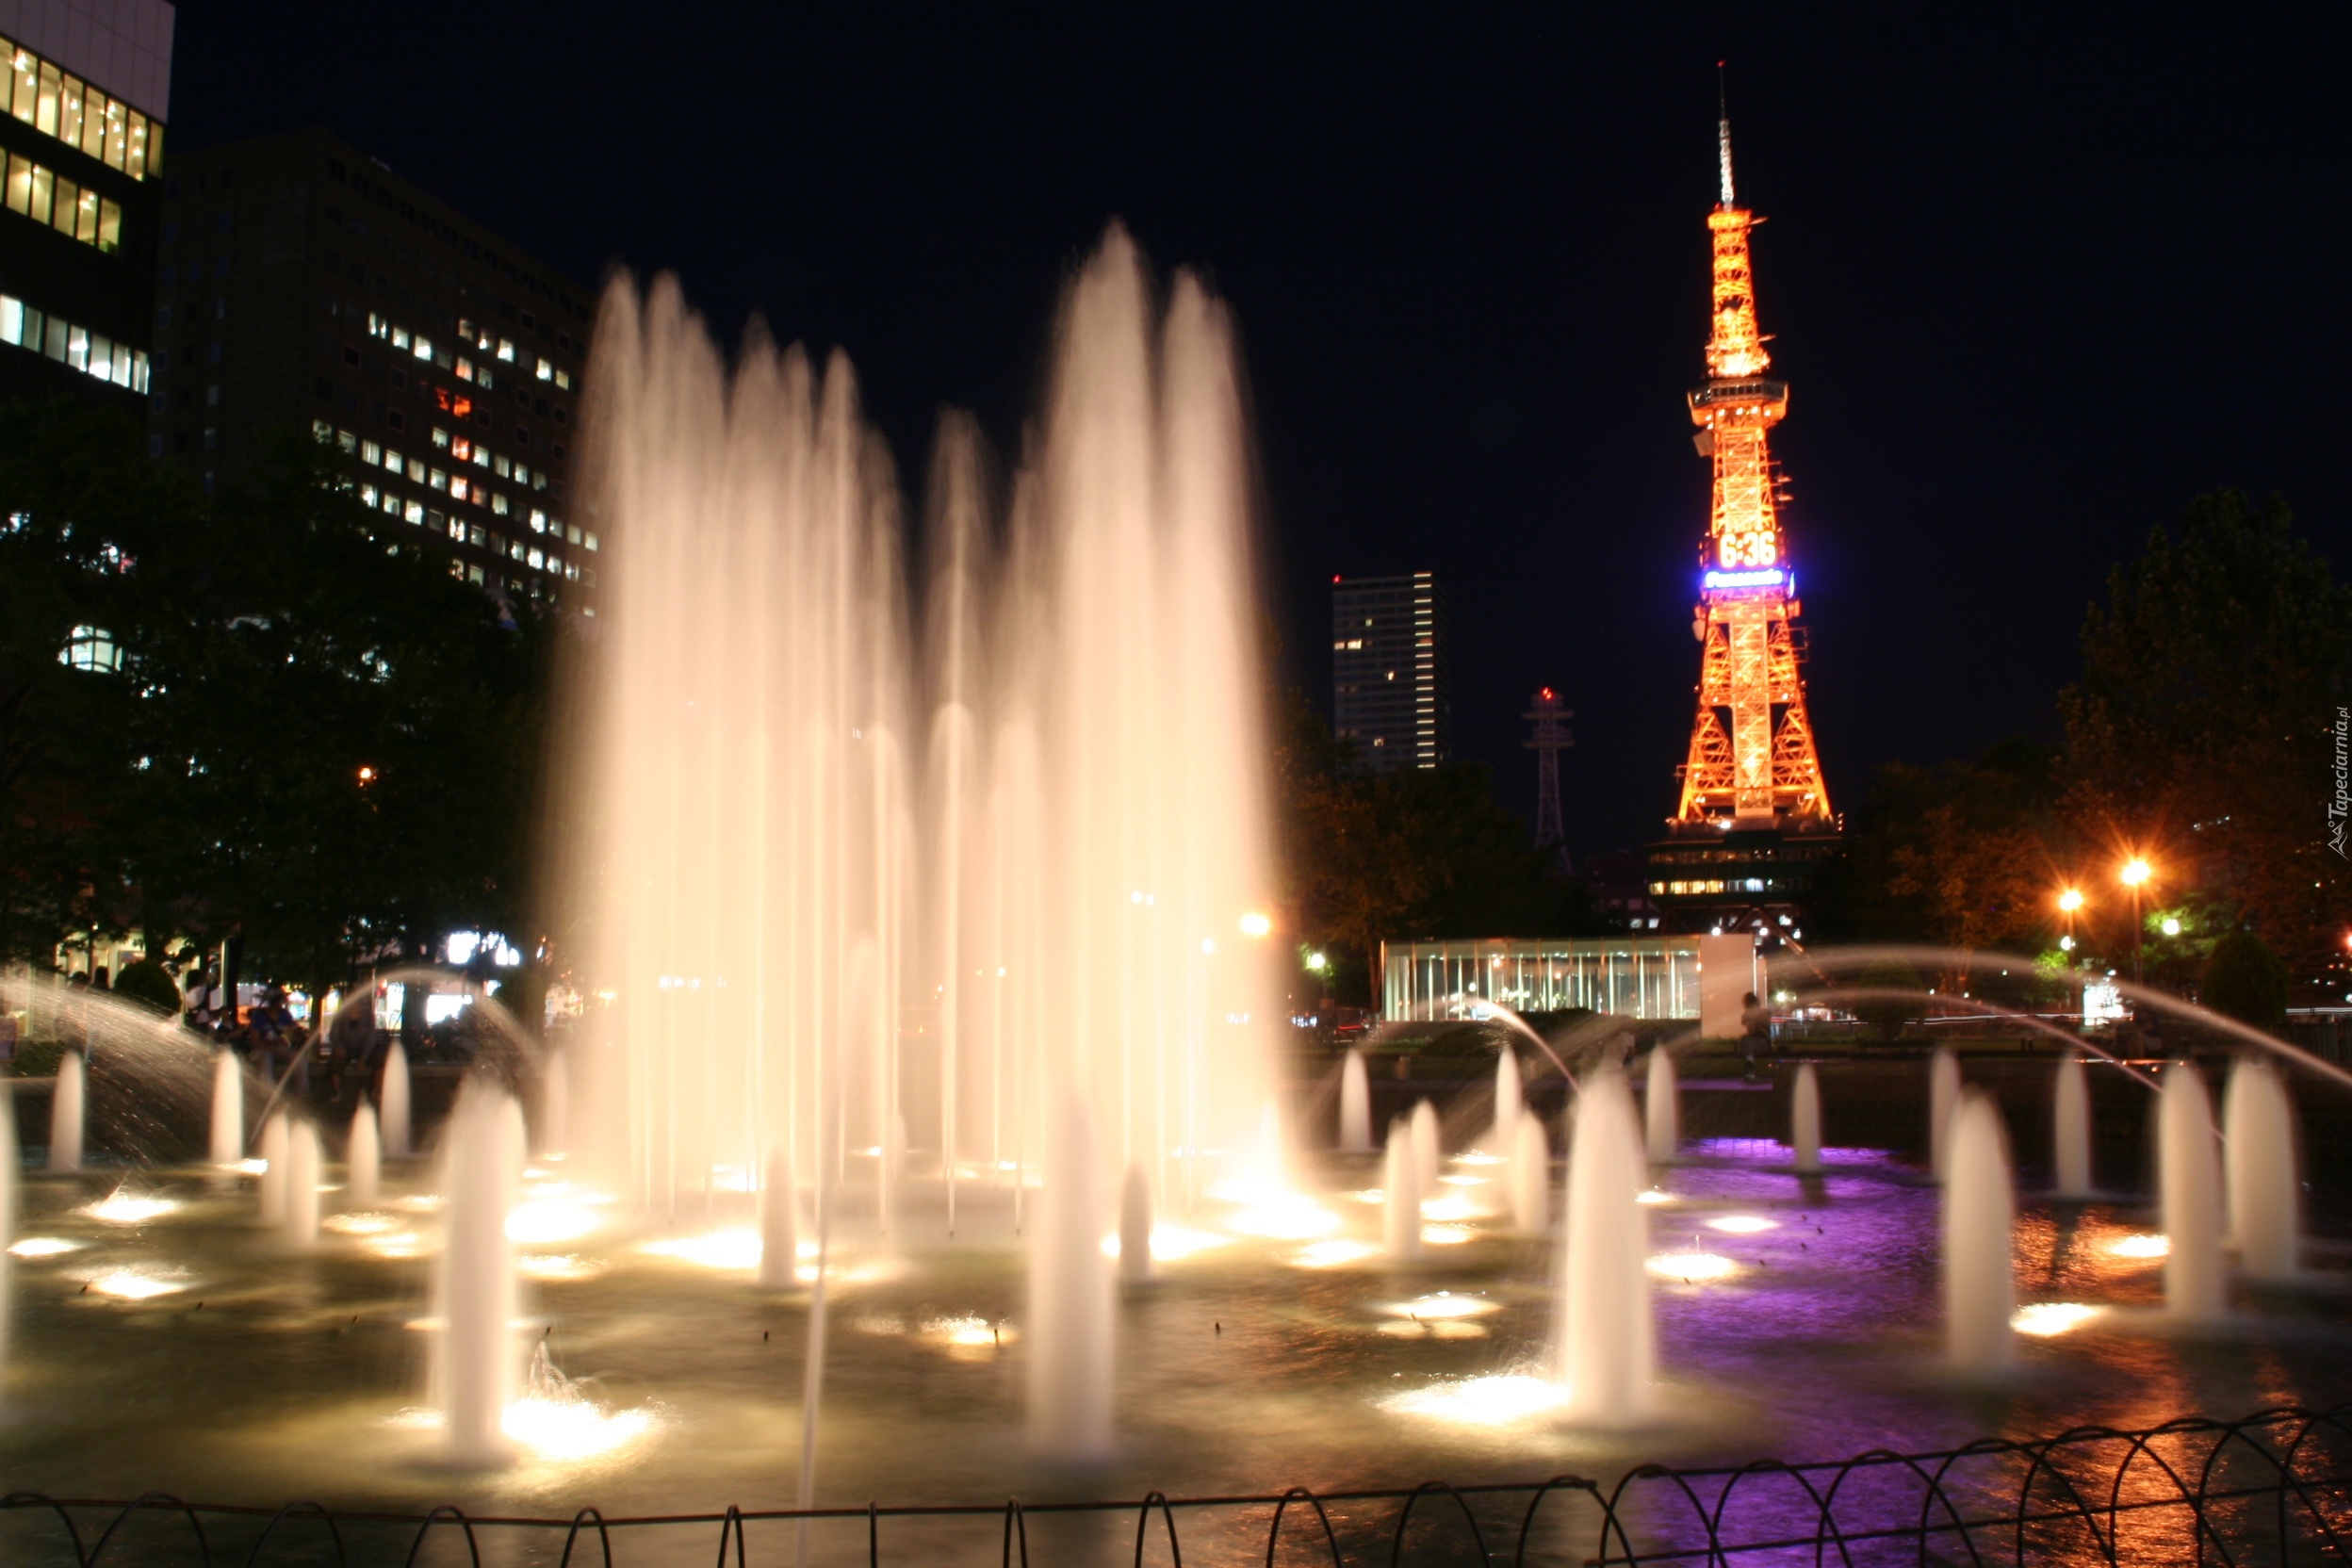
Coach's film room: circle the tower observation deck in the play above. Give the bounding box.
[1646,89,1839,943]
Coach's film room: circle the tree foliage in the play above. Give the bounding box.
[0,400,553,989]
[2061,491,2352,988]
[2199,930,2288,1032]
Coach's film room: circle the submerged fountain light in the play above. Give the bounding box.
[1102,1225,1229,1262]
[1646,1251,1738,1283]
[506,1198,605,1246]
[501,1397,660,1463]
[1706,1215,1778,1234]
[1289,1239,1380,1268]
[1636,1189,1674,1205]
[1384,1292,1498,1321]
[2013,1302,2105,1336]
[518,1254,609,1282]
[1380,1373,1568,1425]
[85,1190,178,1224]
[1222,1195,1341,1240]
[1420,1224,1477,1246]
[2106,1233,2170,1260]
[322,1212,402,1236]
[84,1268,189,1299]
[8,1236,85,1258]
[638,1230,762,1270]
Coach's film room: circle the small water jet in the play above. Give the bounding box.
[538,1046,569,1159]
[2052,1054,2093,1199]
[1383,1117,1422,1261]
[256,1117,289,1224]
[283,1119,321,1249]
[1554,1066,1655,1424]
[1643,1049,1677,1164]
[1928,1048,1961,1181]
[1943,1091,2014,1372]
[1119,1164,1152,1284]
[435,1083,525,1467]
[1409,1100,1440,1196]
[1492,1047,1523,1152]
[381,1040,413,1159]
[1027,1092,1112,1462]
[1338,1049,1372,1153]
[348,1103,381,1208]
[1,1084,17,1371]
[1790,1061,1821,1173]
[2223,1052,2298,1282]
[2159,1059,2226,1322]
[758,1148,799,1290]
[1510,1111,1550,1234]
[209,1049,244,1166]
[47,1048,84,1172]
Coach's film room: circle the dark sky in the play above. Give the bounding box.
[169,3,2342,862]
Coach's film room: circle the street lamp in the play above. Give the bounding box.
[2119,858,2152,985]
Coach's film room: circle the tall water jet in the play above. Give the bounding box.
[435,1083,525,1466]
[46,1048,83,1171]
[381,1041,412,1159]
[1511,1110,1550,1234]
[1118,1163,1153,1284]
[348,1103,381,1208]
[1027,1091,1112,1462]
[1,1083,17,1371]
[209,1049,244,1166]
[256,1116,288,1224]
[1554,1066,1654,1423]
[283,1119,321,1249]
[1338,1049,1372,1153]
[2159,1059,2226,1322]
[1643,1049,1677,1164]
[1942,1091,2015,1372]
[564,229,1282,1219]
[759,1147,800,1290]
[1382,1116,1422,1261]
[2224,1053,2298,1282]
[538,1046,570,1159]
[1928,1047,1961,1180]
[2052,1054,2093,1199]
[1409,1099,1441,1196]
[1492,1047,1523,1151]
[1790,1061,1821,1173]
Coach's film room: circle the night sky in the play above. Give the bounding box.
[169,4,2342,862]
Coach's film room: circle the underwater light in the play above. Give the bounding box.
[86,1191,177,1224]
[1288,1238,1379,1268]
[1420,1224,1477,1246]
[1224,1196,1341,1240]
[1384,1292,1498,1321]
[921,1314,1016,1348]
[85,1269,188,1299]
[2106,1233,2170,1260]
[502,1397,659,1462]
[506,1199,603,1245]
[638,1229,762,1270]
[519,1254,608,1282]
[1636,1189,1674,1205]
[2013,1302,2105,1336]
[8,1236,84,1258]
[322,1212,402,1236]
[1706,1215,1778,1234]
[1646,1252,1738,1283]
[1380,1373,1566,1425]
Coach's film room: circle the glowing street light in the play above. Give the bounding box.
[2057,888,2083,913]
[2119,858,2154,985]
[2119,858,2151,888]
[1304,951,1330,974]
[1238,912,1272,939]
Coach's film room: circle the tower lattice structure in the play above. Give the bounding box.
[1673,103,1832,830]
[1524,687,1573,872]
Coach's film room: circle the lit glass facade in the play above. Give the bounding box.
[1380,937,1704,1022]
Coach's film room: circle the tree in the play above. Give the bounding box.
[0,401,554,992]
[2062,492,2352,993]
[2200,931,2288,1032]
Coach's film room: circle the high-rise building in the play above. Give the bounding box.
[1645,98,1839,942]
[0,1,172,409]
[147,129,601,611]
[1331,571,1448,773]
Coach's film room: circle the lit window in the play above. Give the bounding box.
[554,368,572,390]
[429,468,447,491]
[565,525,580,545]
[469,525,487,547]
[391,327,410,350]
[443,515,460,540]
[406,459,424,482]
[359,439,381,463]
[473,447,489,467]
[565,561,580,580]
[336,429,356,452]
[491,494,510,516]
[584,532,598,552]
[534,356,552,381]
[311,417,333,440]
[58,624,120,673]
[381,492,400,515]
[450,478,469,501]
[403,500,423,524]
[467,564,484,584]
[493,455,511,478]
[451,436,471,461]
[456,356,474,383]
[431,427,449,449]
[413,336,432,360]
[527,547,544,569]
[497,337,514,362]
[530,509,547,533]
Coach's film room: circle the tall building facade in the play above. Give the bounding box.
[1645,106,1839,942]
[147,129,600,611]
[1331,571,1448,774]
[0,0,172,409]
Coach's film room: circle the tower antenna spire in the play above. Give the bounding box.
[1716,60,1737,206]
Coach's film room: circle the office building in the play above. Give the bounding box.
[148,128,600,610]
[0,0,172,408]
[1331,571,1448,773]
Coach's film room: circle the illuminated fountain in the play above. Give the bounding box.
[2161,1058,2227,1322]
[349,1103,382,1207]
[1118,1164,1153,1285]
[1509,1111,1550,1233]
[381,1040,413,1159]
[256,1116,288,1225]
[1643,1048,1677,1163]
[1382,1117,1422,1261]
[1027,1093,1111,1462]
[283,1119,321,1249]
[1943,1091,2014,1372]
[1491,1047,1522,1152]
[209,1049,244,1166]
[1554,1066,1654,1424]
[1928,1047,1961,1181]
[1790,1061,1821,1173]
[1338,1048,1372,1153]
[47,1049,83,1172]
[2224,1052,2298,1282]
[435,1084,525,1467]
[2052,1054,2093,1199]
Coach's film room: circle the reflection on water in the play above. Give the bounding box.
[0,1132,2345,1518]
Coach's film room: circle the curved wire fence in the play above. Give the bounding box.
[5,1404,2348,1566]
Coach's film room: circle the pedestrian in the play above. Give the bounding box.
[1740,990,1772,1080]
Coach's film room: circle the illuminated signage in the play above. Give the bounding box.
[1702,568,1787,591]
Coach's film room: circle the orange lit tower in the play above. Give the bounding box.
[1645,88,1838,944]
[1674,102,1830,830]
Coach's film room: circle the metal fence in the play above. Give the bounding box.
[6,1405,2348,1566]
